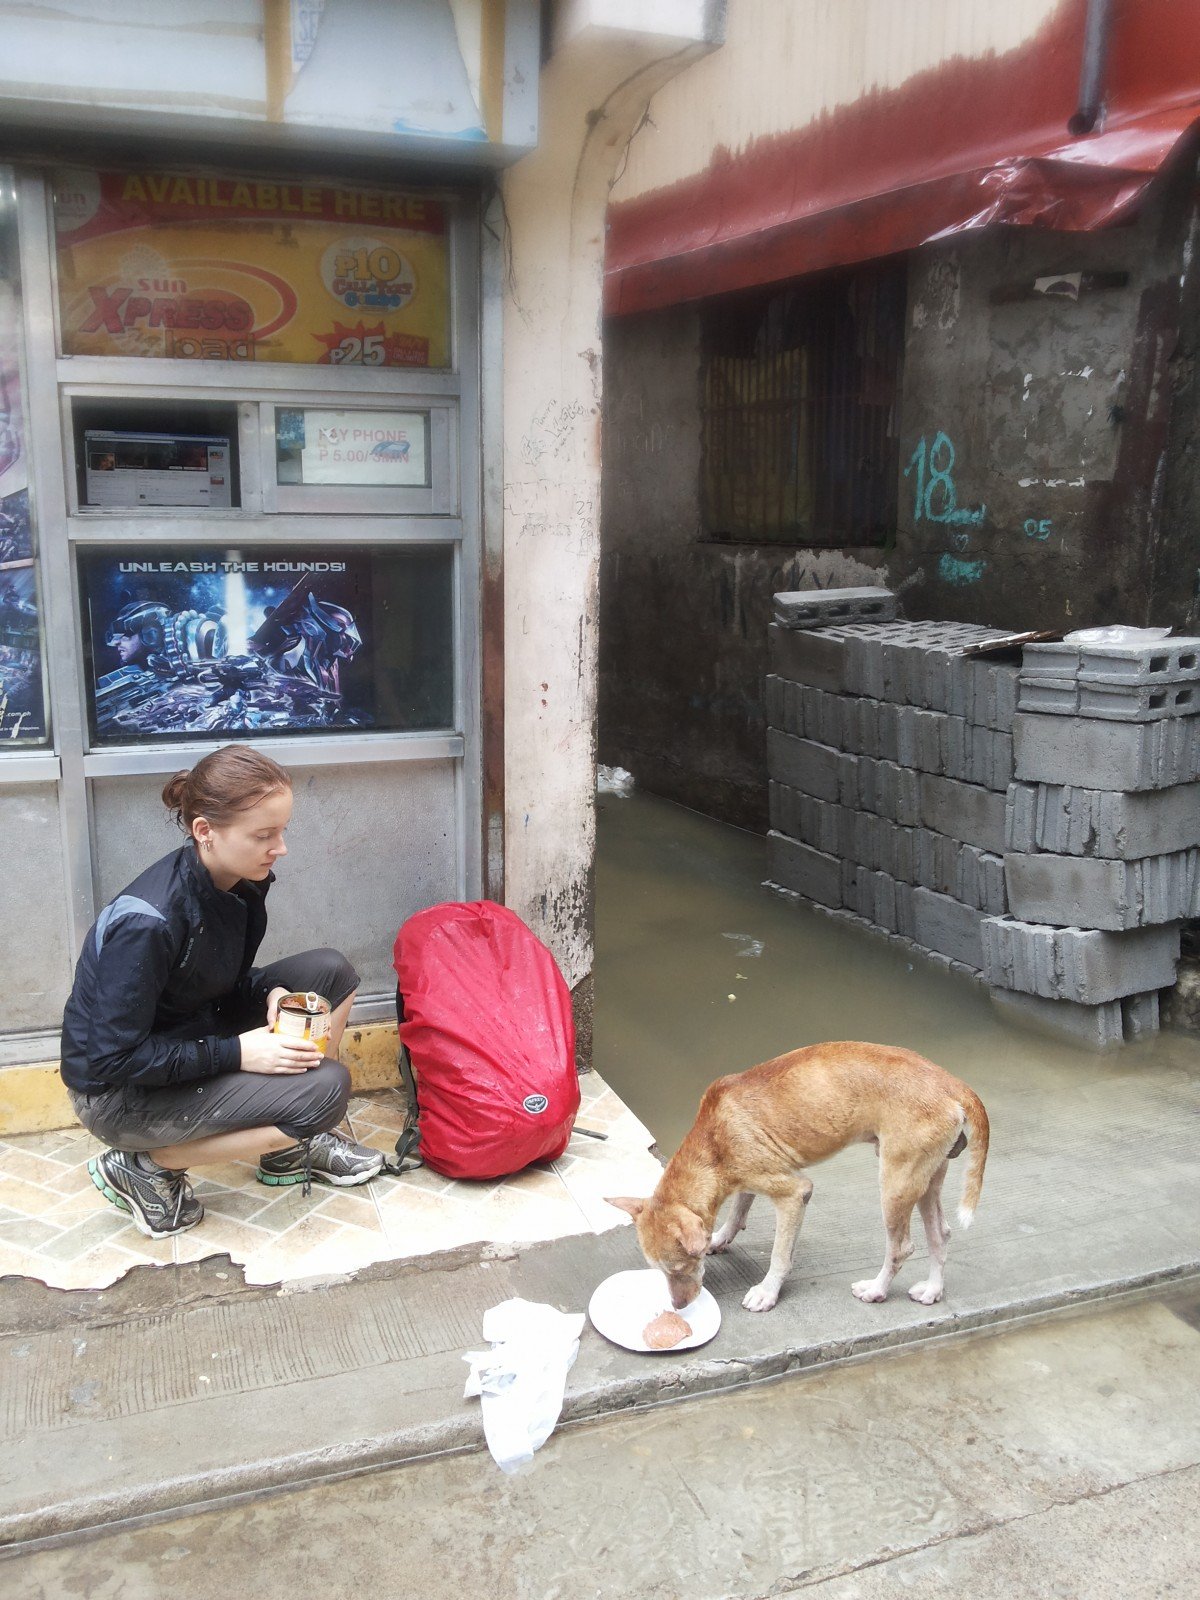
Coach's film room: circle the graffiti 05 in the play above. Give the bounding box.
[904,433,985,527]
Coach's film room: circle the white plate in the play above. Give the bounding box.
[588,1268,722,1353]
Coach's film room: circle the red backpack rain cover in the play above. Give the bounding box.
[392,901,580,1180]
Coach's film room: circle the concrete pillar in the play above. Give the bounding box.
[499,4,718,983]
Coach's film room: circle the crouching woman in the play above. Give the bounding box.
[60,743,383,1240]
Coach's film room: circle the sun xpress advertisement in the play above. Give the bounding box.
[53,170,450,367]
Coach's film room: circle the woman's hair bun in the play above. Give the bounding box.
[161,770,190,823]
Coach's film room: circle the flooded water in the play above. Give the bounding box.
[593,790,1200,1155]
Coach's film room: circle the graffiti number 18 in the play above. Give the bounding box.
[904,432,985,526]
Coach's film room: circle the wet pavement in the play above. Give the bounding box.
[9,1282,1200,1597]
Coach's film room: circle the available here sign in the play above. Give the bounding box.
[54,169,450,367]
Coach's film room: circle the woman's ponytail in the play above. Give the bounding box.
[161,770,190,828]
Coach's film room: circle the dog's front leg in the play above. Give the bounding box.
[743,1177,813,1312]
[709,1191,755,1253]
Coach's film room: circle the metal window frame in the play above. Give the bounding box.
[1,169,486,1021]
[699,259,906,549]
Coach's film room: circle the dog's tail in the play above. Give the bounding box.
[955,1089,990,1230]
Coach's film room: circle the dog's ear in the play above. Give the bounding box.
[674,1207,710,1259]
[604,1196,647,1219]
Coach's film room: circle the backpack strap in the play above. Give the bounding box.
[377,986,423,1176]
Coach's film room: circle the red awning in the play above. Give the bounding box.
[605,0,1200,316]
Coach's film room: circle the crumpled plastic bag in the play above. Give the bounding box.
[597,764,635,797]
[1064,625,1172,646]
[463,1298,585,1474]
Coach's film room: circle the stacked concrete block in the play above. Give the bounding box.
[986,635,1200,1046]
[765,592,1020,984]
[765,599,1198,1048]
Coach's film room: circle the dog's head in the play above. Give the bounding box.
[605,1195,710,1309]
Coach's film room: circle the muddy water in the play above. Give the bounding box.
[593,790,1200,1155]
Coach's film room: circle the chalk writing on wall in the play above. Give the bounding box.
[904,433,985,527]
[1024,518,1053,540]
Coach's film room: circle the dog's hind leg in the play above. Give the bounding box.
[709,1190,755,1253]
[851,1164,923,1304]
[743,1176,814,1312]
[908,1159,951,1305]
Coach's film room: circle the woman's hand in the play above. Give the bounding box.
[238,1026,321,1075]
[265,986,291,1030]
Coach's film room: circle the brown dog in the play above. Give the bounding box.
[607,1042,988,1314]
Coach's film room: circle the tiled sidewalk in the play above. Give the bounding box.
[0,1073,662,1291]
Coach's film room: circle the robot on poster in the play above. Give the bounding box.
[85,554,372,741]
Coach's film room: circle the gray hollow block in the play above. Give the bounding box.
[836,750,861,811]
[1018,677,1080,715]
[1005,781,1200,859]
[942,716,967,780]
[773,587,898,629]
[891,825,917,884]
[989,988,1124,1050]
[868,870,899,933]
[792,792,843,857]
[915,828,957,897]
[767,731,842,801]
[1077,678,1200,722]
[920,774,1008,854]
[765,673,785,728]
[1078,637,1200,681]
[1004,848,1200,930]
[1012,713,1200,790]
[912,887,986,969]
[895,879,916,940]
[842,633,886,699]
[875,700,900,763]
[914,708,945,773]
[767,831,842,908]
[1122,991,1160,1040]
[970,660,1021,732]
[980,917,1180,1004]
[769,624,848,693]
[840,857,867,917]
[955,846,1009,914]
[817,689,844,750]
[1021,641,1081,680]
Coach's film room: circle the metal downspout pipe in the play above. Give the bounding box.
[1069,0,1115,136]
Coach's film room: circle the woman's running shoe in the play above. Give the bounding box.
[88,1149,204,1238]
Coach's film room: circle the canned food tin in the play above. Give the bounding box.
[274,990,331,1054]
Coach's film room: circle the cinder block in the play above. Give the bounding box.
[767,832,842,908]
[841,630,887,699]
[1078,679,1200,722]
[769,624,848,692]
[980,917,1179,1004]
[969,660,1020,731]
[1012,713,1200,790]
[989,988,1124,1050]
[911,887,985,969]
[773,587,898,629]
[1122,991,1160,1040]
[1078,637,1200,681]
[767,731,842,801]
[1004,849,1200,930]
[1021,641,1080,679]
[956,846,1009,914]
[1018,677,1080,715]
[1005,781,1200,859]
[920,774,1007,853]
[914,828,957,897]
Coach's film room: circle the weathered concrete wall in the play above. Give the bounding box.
[597,309,885,831]
[598,157,1200,828]
[892,157,1199,631]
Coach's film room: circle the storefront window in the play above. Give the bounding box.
[0,167,49,745]
[275,407,430,487]
[78,545,454,745]
[53,169,450,368]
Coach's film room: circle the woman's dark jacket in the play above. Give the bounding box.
[60,844,274,1093]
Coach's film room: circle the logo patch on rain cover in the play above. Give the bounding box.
[522,1093,549,1115]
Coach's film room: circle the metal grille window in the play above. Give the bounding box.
[701,260,905,546]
